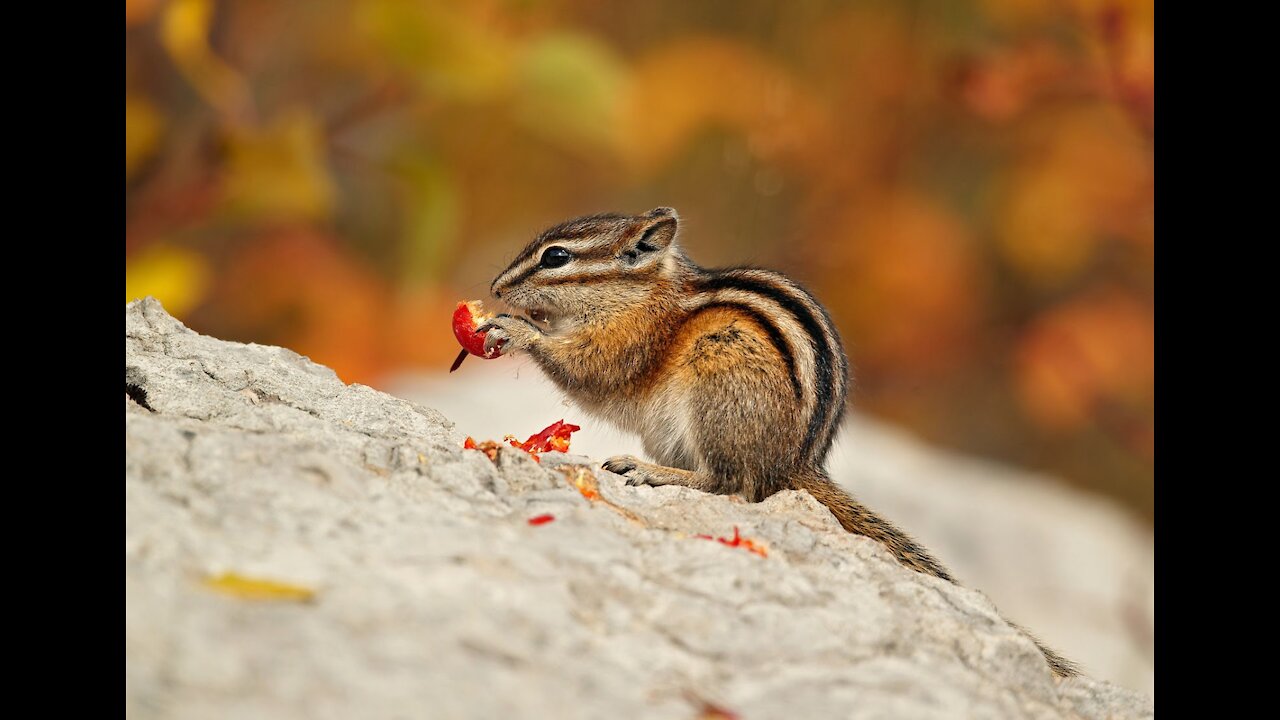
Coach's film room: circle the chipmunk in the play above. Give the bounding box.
[480,207,1078,678]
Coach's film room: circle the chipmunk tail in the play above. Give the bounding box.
[792,470,956,583]
[1008,621,1082,678]
[792,470,1081,679]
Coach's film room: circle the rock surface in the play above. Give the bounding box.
[391,367,1156,696]
[125,298,1153,719]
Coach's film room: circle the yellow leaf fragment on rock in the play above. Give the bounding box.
[561,465,599,501]
[558,465,646,525]
[203,573,316,602]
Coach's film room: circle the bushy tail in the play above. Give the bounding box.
[1008,621,1081,678]
[793,471,957,582]
[793,471,1080,678]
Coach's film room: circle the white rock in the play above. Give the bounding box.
[126,298,1153,719]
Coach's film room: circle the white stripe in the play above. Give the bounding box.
[686,288,822,423]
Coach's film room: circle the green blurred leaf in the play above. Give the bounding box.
[397,157,459,285]
[513,33,626,152]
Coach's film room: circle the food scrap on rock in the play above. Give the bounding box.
[504,419,581,458]
[693,526,768,558]
[462,420,581,463]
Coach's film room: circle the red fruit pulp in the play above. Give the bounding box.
[450,300,502,372]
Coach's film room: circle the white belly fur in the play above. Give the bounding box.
[575,381,697,471]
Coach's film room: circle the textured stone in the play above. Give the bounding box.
[390,364,1156,695]
[125,298,1153,719]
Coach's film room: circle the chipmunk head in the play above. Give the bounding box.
[490,207,685,333]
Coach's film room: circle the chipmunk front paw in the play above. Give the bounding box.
[477,314,543,355]
[603,455,638,476]
[603,455,669,487]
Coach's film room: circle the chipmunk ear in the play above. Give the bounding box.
[631,208,679,254]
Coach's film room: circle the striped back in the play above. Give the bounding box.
[691,268,850,465]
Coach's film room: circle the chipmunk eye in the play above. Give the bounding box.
[540,246,572,269]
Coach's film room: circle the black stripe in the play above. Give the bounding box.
[500,246,618,291]
[580,247,620,261]
[813,299,850,453]
[505,263,541,290]
[697,270,841,459]
[508,213,628,268]
[696,302,803,401]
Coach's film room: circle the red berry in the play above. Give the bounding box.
[450,300,503,371]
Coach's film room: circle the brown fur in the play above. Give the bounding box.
[485,208,1080,679]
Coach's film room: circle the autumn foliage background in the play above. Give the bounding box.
[125,0,1154,521]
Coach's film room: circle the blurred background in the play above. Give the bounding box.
[125,0,1153,522]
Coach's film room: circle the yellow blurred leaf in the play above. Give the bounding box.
[161,0,251,119]
[620,37,829,175]
[222,111,336,221]
[996,108,1151,286]
[125,245,212,318]
[396,159,459,285]
[979,0,1058,27]
[998,168,1097,285]
[125,95,165,180]
[356,0,513,101]
[203,573,316,602]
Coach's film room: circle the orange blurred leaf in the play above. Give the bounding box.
[1014,290,1153,431]
[835,193,982,375]
[220,230,386,383]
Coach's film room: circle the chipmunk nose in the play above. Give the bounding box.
[490,273,511,299]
